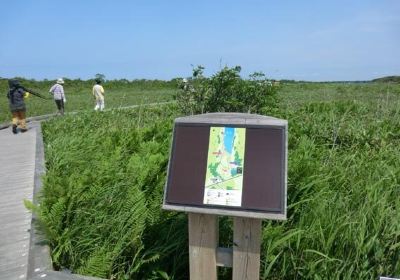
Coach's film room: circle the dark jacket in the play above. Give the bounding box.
[7,79,27,112]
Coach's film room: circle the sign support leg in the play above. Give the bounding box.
[233,217,262,280]
[188,213,218,280]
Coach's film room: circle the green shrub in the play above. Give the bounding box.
[175,66,278,115]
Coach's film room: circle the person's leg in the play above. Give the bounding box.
[55,100,62,114]
[100,99,104,111]
[94,99,100,111]
[11,111,18,134]
[18,111,27,132]
[60,99,65,115]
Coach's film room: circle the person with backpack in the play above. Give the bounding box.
[92,78,105,111]
[49,78,66,115]
[7,79,31,134]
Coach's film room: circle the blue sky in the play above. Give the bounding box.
[0,0,399,81]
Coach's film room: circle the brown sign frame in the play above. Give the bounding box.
[162,113,287,220]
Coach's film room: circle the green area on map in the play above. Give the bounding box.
[204,127,246,192]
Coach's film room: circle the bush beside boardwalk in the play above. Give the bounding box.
[32,80,400,279]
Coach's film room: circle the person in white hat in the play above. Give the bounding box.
[49,78,66,115]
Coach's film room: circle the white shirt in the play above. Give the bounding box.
[49,84,65,100]
[92,84,105,100]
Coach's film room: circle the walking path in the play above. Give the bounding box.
[0,123,38,280]
[0,122,102,280]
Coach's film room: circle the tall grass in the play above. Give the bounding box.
[0,78,175,123]
[40,105,190,279]
[37,82,400,279]
[261,99,400,279]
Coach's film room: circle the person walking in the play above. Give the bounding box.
[7,79,30,134]
[49,78,66,115]
[92,78,105,111]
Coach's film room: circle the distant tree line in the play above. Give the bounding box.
[372,76,400,83]
[0,76,180,93]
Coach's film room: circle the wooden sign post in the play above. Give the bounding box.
[232,217,262,280]
[163,113,287,279]
[187,213,262,280]
[188,213,218,280]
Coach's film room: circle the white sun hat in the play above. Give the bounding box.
[57,78,64,84]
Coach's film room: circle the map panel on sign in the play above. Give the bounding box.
[203,127,246,206]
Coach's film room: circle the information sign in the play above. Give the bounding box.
[163,113,288,220]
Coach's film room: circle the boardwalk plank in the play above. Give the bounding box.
[0,127,37,280]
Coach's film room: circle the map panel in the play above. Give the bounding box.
[203,127,246,206]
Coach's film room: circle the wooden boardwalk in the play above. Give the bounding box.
[0,124,37,280]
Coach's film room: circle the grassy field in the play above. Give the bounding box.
[0,78,175,123]
[280,82,400,108]
[31,81,400,279]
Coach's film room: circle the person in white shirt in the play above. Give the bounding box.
[49,78,66,115]
[92,79,105,111]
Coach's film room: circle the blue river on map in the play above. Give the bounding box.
[224,127,235,154]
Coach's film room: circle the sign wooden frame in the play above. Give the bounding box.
[163,113,288,220]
